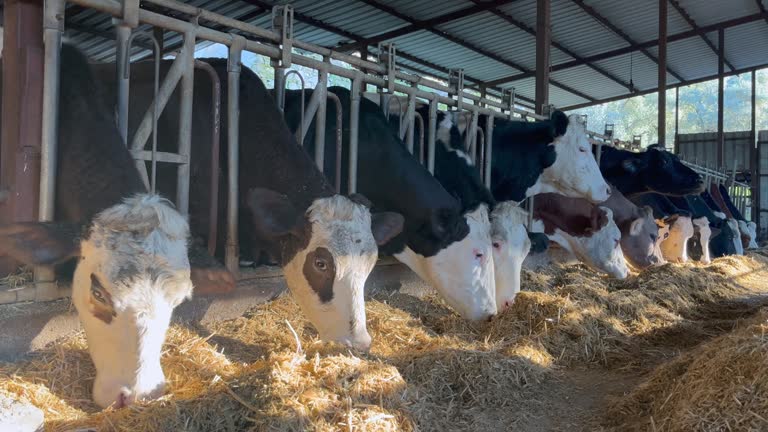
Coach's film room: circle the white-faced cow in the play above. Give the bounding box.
[282,87,497,321]
[471,112,610,203]
[630,193,697,263]
[531,193,628,279]
[94,60,404,351]
[0,44,210,408]
[709,185,746,254]
[668,195,738,258]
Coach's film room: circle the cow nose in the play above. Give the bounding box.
[487,313,496,323]
[115,389,132,409]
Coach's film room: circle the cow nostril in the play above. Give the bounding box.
[115,390,130,409]
[487,314,495,323]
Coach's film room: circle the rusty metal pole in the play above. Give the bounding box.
[535,0,550,115]
[0,0,45,276]
[717,28,725,167]
[658,0,667,147]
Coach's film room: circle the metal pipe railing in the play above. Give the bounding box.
[175,29,197,216]
[326,91,344,193]
[282,70,305,139]
[194,60,222,257]
[225,35,246,274]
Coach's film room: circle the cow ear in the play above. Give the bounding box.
[591,206,609,231]
[0,222,83,266]
[371,212,404,246]
[187,243,236,296]
[629,217,645,236]
[246,188,301,239]
[348,193,373,209]
[642,205,654,218]
[664,214,680,225]
[551,111,568,137]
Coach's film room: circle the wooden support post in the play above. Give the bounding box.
[535,0,550,115]
[0,0,44,275]
[717,28,725,167]
[658,0,667,147]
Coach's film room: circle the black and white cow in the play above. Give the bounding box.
[668,195,738,258]
[630,193,696,263]
[283,87,498,321]
[0,44,207,408]
[598,144,705,198]
[94,60,404,352]
[600,186,661,268]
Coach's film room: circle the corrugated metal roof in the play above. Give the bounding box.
[62,0,768,110]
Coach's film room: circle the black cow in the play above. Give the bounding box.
[94,60,403,351]
[599,144,705,198]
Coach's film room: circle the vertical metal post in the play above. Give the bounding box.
[535,0,550,114]
[272,60,286,112]
[717,28,725,167]
[427,97,438,174]
[484,114,494,189]
[36,0,65,301]
[751,70,759,226]
[225,35,246,275]
[175,29,196,216]
[314,62,329,172]
[658,0,667,147]
[115,23,132,145]
[348,74,362,194]
[674,86,679,153]
[404,84,417,154]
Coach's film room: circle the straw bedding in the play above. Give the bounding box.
[1,253,766,431]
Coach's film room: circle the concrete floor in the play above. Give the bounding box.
[0,261,430,362]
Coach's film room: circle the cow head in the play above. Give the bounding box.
[550,207,628,278]
[737,220,758,249]
[690,216,713,264]
[660,215,694,263]
[620,205,661,268]
[247,189,403,351]
[0,195,193,408]
[619,146,705,196]
[490,202,531,312]
[726,218,745,255]
[395,204,497,322]
[538,112,611,203]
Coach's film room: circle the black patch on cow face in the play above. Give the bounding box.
[303,247,336,303]
[90,274,117,324]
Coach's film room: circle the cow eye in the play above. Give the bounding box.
[314,259,328,271]
[579,147,588,153]
[91,287,106,304]
[492,242,501,249]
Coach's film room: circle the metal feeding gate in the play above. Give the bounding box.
[7,0,631,305]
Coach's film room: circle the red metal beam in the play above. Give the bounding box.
[348,0,596,103]
[335,0,519,53]
[0,0,44,274]
[468,0,632,91]
[560,61,768,111]
[658,0,667,147]
[669,0,735,71]
[535,0,550,113]
[571,0,685,83]
[483,11,768,88]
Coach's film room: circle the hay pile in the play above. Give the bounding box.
[0,254,766,431]
[603,308,768,432]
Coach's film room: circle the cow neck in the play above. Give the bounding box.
[533,193,604,238]
[56,44,147,224]
[601,186,637,226]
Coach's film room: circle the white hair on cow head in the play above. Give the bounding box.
[726,218,744,255]
[738,219,759,249]
[538,113,611,203]
[490,201,531,312]
[660,216,694,263]
[72,193,193,409]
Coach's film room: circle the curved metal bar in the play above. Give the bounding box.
[326,91,344,194]
[283,69,306,142]
[194,60,222,257]
[414,111,425,165]
[124,31,161,193]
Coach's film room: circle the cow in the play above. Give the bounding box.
[689,217,715,264]
[600,185,661,268]
[429,110,540,311]
[630,193,696,263]
[283,87,496,321]
[0,44,201,408]
[668,195,738,258]
[710,184,751,252]
[94,61,404,352]
[598,144,705,198]
[475,112,610,203]
[530,193,628,279]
